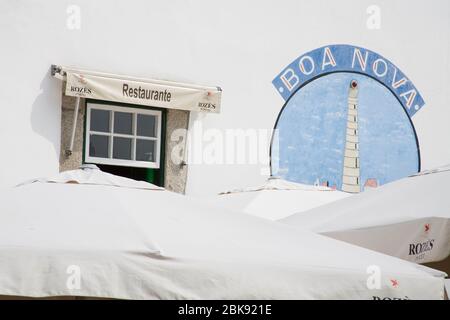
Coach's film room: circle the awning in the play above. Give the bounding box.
[51,65,221,113]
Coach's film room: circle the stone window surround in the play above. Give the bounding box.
[59,81,189,194]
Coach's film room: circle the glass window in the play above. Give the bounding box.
[113,137,132,160]
[89,134,109,158]
[85,103,161,168]
[136,139,155,162]
[114,112,133,135]
[137,114,156,137]
[90,109,110,132]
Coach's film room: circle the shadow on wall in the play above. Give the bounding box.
[30,68,62,161]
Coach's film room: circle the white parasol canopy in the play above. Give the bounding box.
[212,177,350,220]
[280,165,450,268]
[0,166,446,299]
[18,164,165,190]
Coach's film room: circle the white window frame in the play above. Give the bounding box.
[85,102,162,169]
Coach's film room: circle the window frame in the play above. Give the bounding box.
[85,102,162,169]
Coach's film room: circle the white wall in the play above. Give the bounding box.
[0,0,449,195]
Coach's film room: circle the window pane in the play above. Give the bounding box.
[137,114,156,137]
[90,109,110,132]
[114,112,133,135]
[89,135,109,158]
[136,139,156,162]
[113,137,132,160]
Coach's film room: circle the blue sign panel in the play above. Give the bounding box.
[272,44,425,117]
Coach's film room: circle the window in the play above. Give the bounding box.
[85,103,162,168]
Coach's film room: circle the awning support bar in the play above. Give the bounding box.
[66,96,81,157]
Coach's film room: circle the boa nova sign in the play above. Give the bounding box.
[273,44,424,117]
[271,44,425,193]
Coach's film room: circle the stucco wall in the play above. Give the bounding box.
[0,0,449,195]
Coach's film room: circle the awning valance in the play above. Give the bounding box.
[51,65,221,113]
